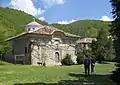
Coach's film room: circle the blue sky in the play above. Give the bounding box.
[0,0,113,24]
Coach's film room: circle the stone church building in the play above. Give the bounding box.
[6,21,80,66]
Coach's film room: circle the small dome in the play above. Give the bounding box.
[26,21,42,27]
[25,20,43,33]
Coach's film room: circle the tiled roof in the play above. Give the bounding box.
[6,26,80,41]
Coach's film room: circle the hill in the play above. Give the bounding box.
[0,7,48,39]
[0,7,111,39]
[51,20,111,38]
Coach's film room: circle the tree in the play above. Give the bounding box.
[110,0,120,84]
[76,54,84,64]
[0,33,11,61]
[76,44,91,64]
[104,37,115,60]
[110,0,120,58]
[91,28,109,62]
[86,27,98,38]
[91,40,98,59]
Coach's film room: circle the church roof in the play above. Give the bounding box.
[6,25,80,41]
[32,26,80,38]
[32,26,63,35]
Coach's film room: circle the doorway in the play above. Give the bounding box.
[55,52,60,62]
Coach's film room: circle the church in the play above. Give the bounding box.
[6,20,80,66]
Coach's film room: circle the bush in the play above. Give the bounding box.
[61,54,74,65]
[76,49,90,64]
[76,54,84,64]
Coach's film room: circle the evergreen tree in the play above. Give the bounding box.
[105,37,115,60]
[91,28,109,62]
[110,0,120,84]
[110,0,120,58]
[91,40,98,59]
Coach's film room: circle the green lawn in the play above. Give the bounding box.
[0,61,115,85]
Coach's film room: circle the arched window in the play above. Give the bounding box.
[28,28,31,31]
[55,52,60,62]
[33,28,35,30]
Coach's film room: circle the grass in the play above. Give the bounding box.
[0,61,116,85]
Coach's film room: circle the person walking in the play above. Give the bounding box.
[83,55,90,76]
[91,56,96,75]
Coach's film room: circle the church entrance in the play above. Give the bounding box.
[55,52,60,62]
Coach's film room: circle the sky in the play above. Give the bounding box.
[0,0,113,24]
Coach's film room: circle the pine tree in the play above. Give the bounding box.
[91,28,109,63]
[105,37,115,60]
[110,0,120,84]
[110,0,120,57]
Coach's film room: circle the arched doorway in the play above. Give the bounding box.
[55,52,60,62]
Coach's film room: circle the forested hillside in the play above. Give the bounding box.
[51,20,111,38]
[0,7,111,39]
[0,7,48,39]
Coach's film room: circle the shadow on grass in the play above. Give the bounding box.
[14,73,114,85]
[97,61,110,64]
[68,73,114,85]
[14,82,57,85]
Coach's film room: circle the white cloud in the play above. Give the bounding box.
[10,0,45,16]
[39,17,45,21]
[58,19,77,24]
[100,16,113,21]
[41,0,65,8]
[37,8,46,15]
[9,0,65,21]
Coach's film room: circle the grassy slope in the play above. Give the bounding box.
[0,61,115,85]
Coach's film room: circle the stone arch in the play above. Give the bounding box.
[55,52,60,62]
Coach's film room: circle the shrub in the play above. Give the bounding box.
[76,54,84,64]
[61,54,74,65]
[76,49,90,64]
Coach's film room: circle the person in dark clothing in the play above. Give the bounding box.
[83,55,90,76]
[91,56,96,75]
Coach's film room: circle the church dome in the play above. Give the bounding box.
[25,20,43,33]
[26,21,42,27]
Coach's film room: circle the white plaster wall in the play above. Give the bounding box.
[31,45,42,65]
[60,44,77,64]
